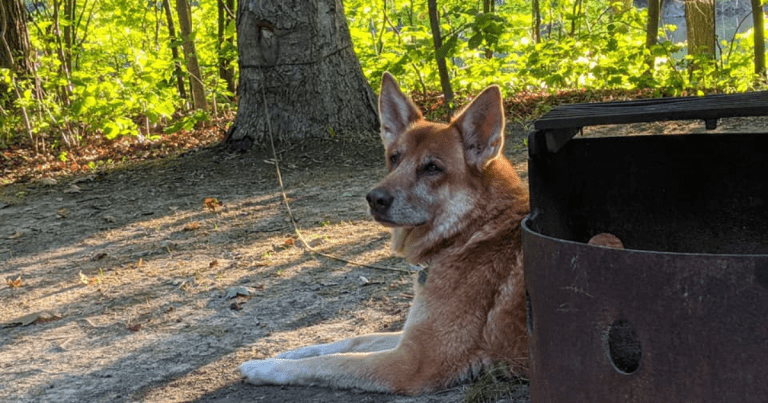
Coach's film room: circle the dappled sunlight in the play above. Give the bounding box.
[0,139,423,401]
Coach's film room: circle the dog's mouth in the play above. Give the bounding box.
[370,212,426,228]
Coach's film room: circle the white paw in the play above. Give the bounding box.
[240,359,289,385]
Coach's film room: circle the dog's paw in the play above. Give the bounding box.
[240,359,289,385]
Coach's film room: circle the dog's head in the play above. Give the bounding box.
[367,73,508,260]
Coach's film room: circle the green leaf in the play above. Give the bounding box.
[468,33,483,50]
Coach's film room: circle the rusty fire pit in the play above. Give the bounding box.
[523,92,768,402]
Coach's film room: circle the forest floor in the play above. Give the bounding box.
[1,112,766,403]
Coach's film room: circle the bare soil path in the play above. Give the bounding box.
[0,125,529,403]
[2,115,763,402]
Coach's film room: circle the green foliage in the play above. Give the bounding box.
[1,0,236,149]
[346,0,766,97]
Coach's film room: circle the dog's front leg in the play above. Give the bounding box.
[241,347,425,394]
[275,332,402,359]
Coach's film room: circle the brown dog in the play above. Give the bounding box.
[240,73,530,394]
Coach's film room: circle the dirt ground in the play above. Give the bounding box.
[1,115,765,403]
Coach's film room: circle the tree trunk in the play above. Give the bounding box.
[0,0,34,76]
[162,0,187,100]
[226,0,379,150]
[427,0,454,117]
[175,0,207,111]
[217,0,236,96]
[62,0,75,73]
[752,0,766,80]
[483,0,494,59]
[646,0,662,49]
[0,0,34,142]
[685,0,716,59]
[532,0,541,43]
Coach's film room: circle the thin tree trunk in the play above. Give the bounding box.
[62,0,75,72]
[226,0,379,149]
[52,0,73,105]
[532,0,541,43]
[483,0,493,59]
[175,0,207,111]
[217,0,236,96]
[646,0,662,49]
[162,0,187,100]
[751,0,765,80]
[569,0,583,36]
[427,0,453,117]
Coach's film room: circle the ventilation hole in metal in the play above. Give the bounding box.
[525,290,533,335]
[608,319,641,374]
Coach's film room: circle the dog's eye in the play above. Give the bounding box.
[422,162,442,175]
[389,154,399,165]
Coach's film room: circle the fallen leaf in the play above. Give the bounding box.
[138,258,144,268]
[7,231,23,239]
[103,215,117,223]
[203,197,223,211]
[126,323,142,332]
[6,275,22,288]
[284,238,295,246]
[57,208,70,218]
[209,260,219,268]
[79,270,90,285]
[183,222,200,231]
[41,178,57,186]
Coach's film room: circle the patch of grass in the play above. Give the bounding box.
[463,363,528,403]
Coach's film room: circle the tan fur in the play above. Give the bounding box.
[240,73,530,395]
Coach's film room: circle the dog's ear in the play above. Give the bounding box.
[378,72,422,149]
[453,85,505,172]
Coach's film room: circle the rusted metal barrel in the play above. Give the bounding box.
[524,95,768,402]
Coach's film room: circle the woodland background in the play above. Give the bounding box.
[1,0,767,180]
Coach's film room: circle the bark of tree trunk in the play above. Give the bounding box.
[0,0,34,141]
[685,0,716,59]
[163,0,187,100]
[176,0,207,111]
[646,0,662,49]
[532,0,541,43]
[217,0,236,96]
[483,0,494,59]
[0,0,34,76]
[226,0,379,150]
[63,0,75,73]
[427,0,454,118]
[751,0,766,80]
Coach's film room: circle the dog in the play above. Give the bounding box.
[240,72,530,394]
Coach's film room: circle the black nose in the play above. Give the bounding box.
[366,188,393,212]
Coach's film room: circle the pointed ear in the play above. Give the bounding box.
[452,85,505,171]
[378,72,422,149]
